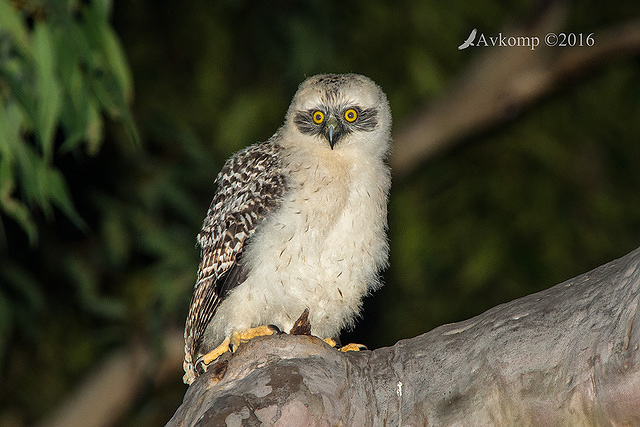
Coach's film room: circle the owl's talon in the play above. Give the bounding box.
[340,343,368,352]
[193,359,228,385]
[267,324,283,334]
[194,360,206,376]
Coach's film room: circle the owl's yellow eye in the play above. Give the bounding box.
[312,111,325,124]
[344,108,358,122]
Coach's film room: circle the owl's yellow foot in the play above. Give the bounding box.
[229,324,281,353]
[199,325,281,369]
[323,337,368,352]
[201,336,231,366]
[339,343,368,352]
[324,337,339,347]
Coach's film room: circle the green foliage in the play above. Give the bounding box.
[0,1,139,420]
[0,0,136,244]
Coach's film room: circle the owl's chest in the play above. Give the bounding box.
[244,152,388,274]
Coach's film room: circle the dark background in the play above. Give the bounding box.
[1,0,639,425]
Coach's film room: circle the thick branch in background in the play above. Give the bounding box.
[39,331,184,427]
[168,247,640,425]
[390,10,640,177]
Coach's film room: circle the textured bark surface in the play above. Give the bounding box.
[167,247,640,426]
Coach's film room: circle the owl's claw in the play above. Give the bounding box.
[323,337,367,352]
[194,359,228,384]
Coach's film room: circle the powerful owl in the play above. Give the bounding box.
[183,74,392,385]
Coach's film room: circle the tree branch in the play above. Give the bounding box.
[390,9,640,178]
[40,330,184,427]
[167,246,640,425]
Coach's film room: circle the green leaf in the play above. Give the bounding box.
[43,165,87,231]
[32,22,62,162]
[0,61,37,133]
[0,101,38,243]
[0,99,17,161]
[91,0,113,21]
[81,2,139,146]
[0,0,31,55]
[100,25,133,100]
[0,155,37,244]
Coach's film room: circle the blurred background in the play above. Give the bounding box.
[1,0,639,425]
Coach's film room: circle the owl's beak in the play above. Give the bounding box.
[324,116,342,149]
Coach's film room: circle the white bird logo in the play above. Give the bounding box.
[458,28,477,50]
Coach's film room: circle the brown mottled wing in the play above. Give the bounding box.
[183,141,285,374]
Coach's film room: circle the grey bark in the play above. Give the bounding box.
[167,247,640,426]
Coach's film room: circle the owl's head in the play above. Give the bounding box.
[284,74,391,158]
